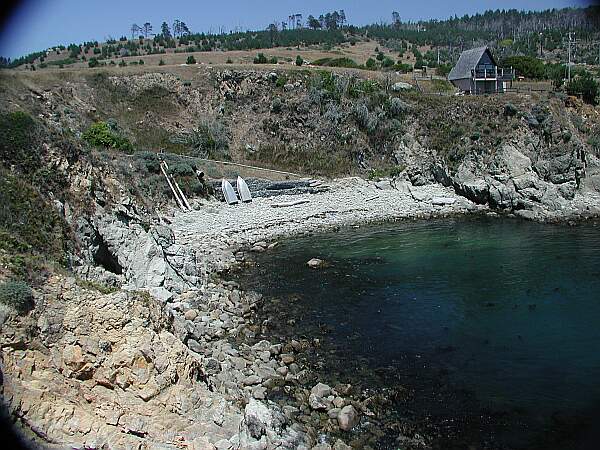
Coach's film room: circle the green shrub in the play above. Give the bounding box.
[566,73,599,105]
[296,55,304,66]
[382,57,395,68]
[271,97,283,113]
[88,57,99,68]
[269,56,278,64]
[82,122,134,152]
[275,74,288,88]
[504,103,518,117]
[365,58,377,70]
[254,53,268,64]
[159,59,165,66]
[312,57,359,69]
[0,111,38,170]
[118,59,127,67]
[186,55,196,64]
[226,58,233,64]
[0,280,33,314]
[171,118,230,159]
[388,97,409,116]
[437,63,452,77]
[138,59,144,65]
[500,56,545,80]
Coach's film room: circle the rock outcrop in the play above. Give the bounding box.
[0,276,244,449]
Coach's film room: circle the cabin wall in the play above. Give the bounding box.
[451,78,473,92]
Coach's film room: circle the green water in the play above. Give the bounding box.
[241,217,600,448]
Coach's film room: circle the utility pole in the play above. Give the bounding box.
[567,31,572,83]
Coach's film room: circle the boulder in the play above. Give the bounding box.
[244,399,285,440]
[307,258,326,269]
[392,82,414,91]
[337,405,359,431]
[311,383,332,398]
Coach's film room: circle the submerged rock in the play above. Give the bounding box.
[307,258,326,269]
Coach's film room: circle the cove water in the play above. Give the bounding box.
[240,217,600,448]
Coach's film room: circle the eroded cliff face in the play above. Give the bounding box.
[2,67,598,222]
[0,274,312,449]
[1,66,600,449]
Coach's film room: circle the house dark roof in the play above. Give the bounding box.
[448,47,497,81]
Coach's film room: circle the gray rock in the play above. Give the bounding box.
[244,399,275,439]
[307,258,326,269]
[431,197,456,206]
[310,383,331,398]
[337,405,359,431]
[187,339,203,353]
[392,81,414,91]
[243,375,262,386]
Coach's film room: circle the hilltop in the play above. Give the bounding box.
[3,6,600,75]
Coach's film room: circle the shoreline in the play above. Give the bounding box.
[2,177,599,450]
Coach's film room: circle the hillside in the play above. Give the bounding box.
[1,61,600,448]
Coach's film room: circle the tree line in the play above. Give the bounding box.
[2,6,599,69]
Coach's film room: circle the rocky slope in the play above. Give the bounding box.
[1,65,600,449]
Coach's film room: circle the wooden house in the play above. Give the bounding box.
[448,47,514,94]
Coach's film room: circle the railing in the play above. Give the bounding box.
[472,67,514,80]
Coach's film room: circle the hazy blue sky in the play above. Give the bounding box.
[0,0,592,58]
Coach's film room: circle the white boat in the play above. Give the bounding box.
[237,176,252,203]
[221,179,239,205]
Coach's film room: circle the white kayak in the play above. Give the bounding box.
[237,176,252,203]
[221,179,239,205]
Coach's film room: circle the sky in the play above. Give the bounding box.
[0,0,593,59]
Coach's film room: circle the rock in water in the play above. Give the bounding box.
[337,405,360,431]
[307,258,325,269]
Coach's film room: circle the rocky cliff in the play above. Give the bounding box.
[1,65,599,449]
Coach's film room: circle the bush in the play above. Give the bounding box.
[296,55,303,66]
[437,63,452,77]
[394,62,412,73]
[312,57,359,69]
[0,111,38,171]
[388,97,409,116]
[504,103,518,117]
[118,59,127,67]
[171,118,230,159]
[254,53,268,64]
[186,55,196,64]
[269,56,278,64]
[0,280,33,314]
[275,74,288,88]
[501,56,545,80]
[82,122,134,152]
[382,57,394,68]
[138,59,144,65]
[159,59,165,66]
[566,73,599,105]
[271,97,283,113]
[365,58,377,70]
[88,58,99,68]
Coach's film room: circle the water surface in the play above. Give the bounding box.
[240,217,600,449]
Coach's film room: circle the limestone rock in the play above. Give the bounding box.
[337,405,359,431]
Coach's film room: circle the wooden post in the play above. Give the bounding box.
[160,161,186,210]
